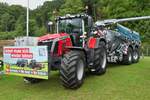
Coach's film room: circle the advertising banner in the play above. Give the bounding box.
[3,46,48,79]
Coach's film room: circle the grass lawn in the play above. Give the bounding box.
[0,57,150,100]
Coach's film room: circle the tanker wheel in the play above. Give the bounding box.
[132,48,140,63]
[122,47,133,65]
[90,41,107,75]
[60,50,85,89]
[23,77,41,83]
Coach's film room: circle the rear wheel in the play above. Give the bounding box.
[60,50,85,89]
[122,47,133,65]
[132,48,140,63]
[90,41,107,75]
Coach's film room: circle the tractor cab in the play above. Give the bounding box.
[56,14,93,46]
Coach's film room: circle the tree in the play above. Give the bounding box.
[0,13,15,32]
[15,15,26,36]
[29,19,38,36]
[9,5,26,20]
[82,0,99,20]
[59,0,84,15]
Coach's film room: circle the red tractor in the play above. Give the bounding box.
[3,14,149,89]
[3,14,149,88]
[23,14,107,88]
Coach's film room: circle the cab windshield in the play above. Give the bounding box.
[58,18,82,34]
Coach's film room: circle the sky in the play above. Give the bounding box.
[0,0,51,9]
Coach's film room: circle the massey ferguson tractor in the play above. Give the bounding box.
[3,14,150,89]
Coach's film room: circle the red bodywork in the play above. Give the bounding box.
[38,33,72,56]
[88,37,97,48]
[38,33,69,41]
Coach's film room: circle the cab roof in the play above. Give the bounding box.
[56,14,89,21]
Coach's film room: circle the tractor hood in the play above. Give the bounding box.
[38,33,69,42]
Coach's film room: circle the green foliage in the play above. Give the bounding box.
[0,31,17,39]
[0,0,149,44]
[35,26,47,37]
[15,15,26,36]
[59,0,84,15]
[0,12,15,32]
[29,19,38,36]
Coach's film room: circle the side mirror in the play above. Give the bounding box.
[88,16,93,28]
[47,21,53,33]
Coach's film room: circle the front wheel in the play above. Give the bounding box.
[60,50,85,89]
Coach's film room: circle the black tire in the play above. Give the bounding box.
[132,48,140,63]
[60,50,85,89]
[23,77,41,83]
[90,41,107,75]
[122,47,133,65]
